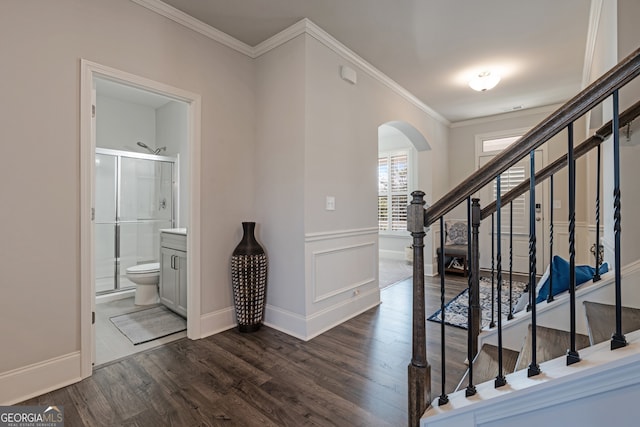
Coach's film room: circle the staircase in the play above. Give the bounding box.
[457,302,639,394]
[423,293,640,426]
[406,47,640,427]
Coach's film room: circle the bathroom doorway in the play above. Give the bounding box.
[80,60,202,376]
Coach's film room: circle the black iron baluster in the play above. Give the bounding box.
[466,197,477,397]
[593,144,602,282]
[495,175,506,387]
[508,201,514,321]
[528,150,541,377]
[438,217,449,405]
[611,90,628,351]
[490,212,496,328]
[548,174,555,303]
[567,122,581,366]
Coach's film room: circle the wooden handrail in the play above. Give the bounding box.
[425,47,640,226]
[480,99,640,220]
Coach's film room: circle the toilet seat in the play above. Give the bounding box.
[126,262,160,275]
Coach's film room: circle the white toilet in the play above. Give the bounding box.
[125,262,160,305]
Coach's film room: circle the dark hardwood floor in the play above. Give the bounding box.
[21,276,470,426]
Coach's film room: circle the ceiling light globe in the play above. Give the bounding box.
[469,71,501,91]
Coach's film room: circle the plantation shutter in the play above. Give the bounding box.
[378,152,409,232]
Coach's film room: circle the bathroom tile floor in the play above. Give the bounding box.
[95,296,187,366]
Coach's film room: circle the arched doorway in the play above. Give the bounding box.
[377,122,431,288]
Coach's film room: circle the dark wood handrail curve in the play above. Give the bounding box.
[425,47,640,227]
[480,99,640,220]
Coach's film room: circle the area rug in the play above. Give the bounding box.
[428,277,527,329]
[110,305,186,345]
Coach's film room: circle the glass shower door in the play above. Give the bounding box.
[95,150,175,294]
[118,157,174,288]
[94,153,117,293]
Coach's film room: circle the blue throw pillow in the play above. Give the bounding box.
[535,255,609,303]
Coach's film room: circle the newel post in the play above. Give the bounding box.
[407,190,431,427]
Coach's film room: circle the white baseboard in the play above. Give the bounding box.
[263,305,308,340]
[0,352,82,405]
[264,287,381,341]
[305,287,380,340]
[198,306,236,339]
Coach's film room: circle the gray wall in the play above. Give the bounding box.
[0,0,255,374]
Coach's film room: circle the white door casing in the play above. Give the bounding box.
[80,59,202,378]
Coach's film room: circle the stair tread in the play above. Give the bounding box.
[516,324,590,371]
[456,344,519,391]
[584,301,640,345]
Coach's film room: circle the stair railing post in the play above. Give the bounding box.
[495,175,507,387]
[470,199,482,360]
[593,145,602,282]
[438,217,449,406]
[611,90,628,350]
[508,201,514,320]
[567,122,581,365]
[466,197,478,397]
[548,174,555,303]
[490,212,496,328]
[407,191,431,427]
[528,150,541,377]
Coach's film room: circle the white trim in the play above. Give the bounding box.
[127,3,450,126]
[129,0,253,56]
[0,352,81,405]
[80,60,202,380]
[301,19,449,125]
[582,0,604,88]
[305,287,380,340]
[451,104,563,128]
[305,227,378,242]
[263,287,381,341]
[263,305,308,341]
[311,242,377,303]
[199,307,237,338]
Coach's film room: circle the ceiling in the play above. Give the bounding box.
[160,0,592,123]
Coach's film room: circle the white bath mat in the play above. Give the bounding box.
[110,305,186,345]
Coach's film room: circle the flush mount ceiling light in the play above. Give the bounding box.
[469,71,501,91]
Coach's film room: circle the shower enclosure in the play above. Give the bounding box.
[95,148,177,294]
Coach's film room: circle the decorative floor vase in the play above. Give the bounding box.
[231,222,267,332]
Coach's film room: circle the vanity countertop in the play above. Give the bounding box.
[160,228,187,236]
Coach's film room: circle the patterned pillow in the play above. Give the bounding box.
[445,221,468,245]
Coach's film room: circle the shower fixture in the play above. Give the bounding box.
[136,141,166,155]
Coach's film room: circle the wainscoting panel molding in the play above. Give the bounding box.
[312,242,377,303]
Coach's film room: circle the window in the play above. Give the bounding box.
[482,134,527,234]
[378,152,409,232]
[493,165,526,234]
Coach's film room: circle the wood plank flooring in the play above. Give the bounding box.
[21,275,470,426]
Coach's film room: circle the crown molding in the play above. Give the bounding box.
[131,2,450,126]
[130,0,253,57]
[450,103,564,128]
[582,0,604,88]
